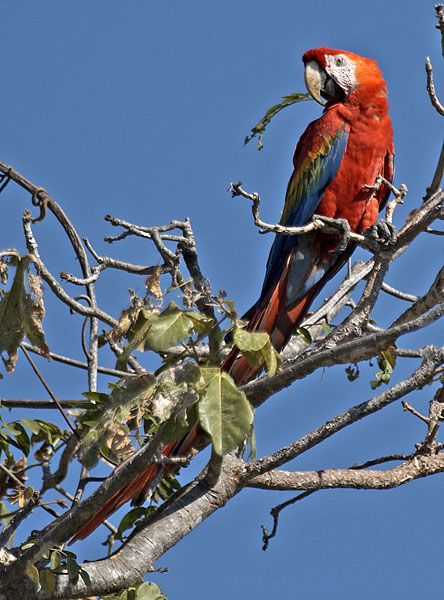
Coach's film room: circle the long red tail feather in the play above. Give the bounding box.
[69,424,201,543]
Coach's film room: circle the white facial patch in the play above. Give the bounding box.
[324,54,357,97]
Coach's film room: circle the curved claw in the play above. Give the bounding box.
[312,214,351,255]
[363,219,398,248]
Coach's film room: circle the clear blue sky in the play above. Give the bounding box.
[1,2,443,599]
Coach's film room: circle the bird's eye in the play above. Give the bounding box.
[335,56,344,66]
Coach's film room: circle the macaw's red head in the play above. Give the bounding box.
[302,47,388,107]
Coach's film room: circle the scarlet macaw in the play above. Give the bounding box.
[70,48,394,543]
[224,47,394,383]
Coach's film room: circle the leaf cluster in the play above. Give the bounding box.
[77,296,283,479]
[25,546,91,595]
[100,582,167,600]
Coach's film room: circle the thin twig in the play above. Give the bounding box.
[20,344,79,438]
[426,57,444,116]
[0,170,11,194]
[104,214,196,302]
[381,282,419,302]
[20,341,135,378]
[0,462,26,488]
[21,211,118,327]
[261,490,312,550]
[261,451,411,549]
[0,398,90,408]
[394,347,429,358]
[384,184,408,223]
[425,138,444,199]
[350,453,411,470]
[390,263,444,328]
[0,491,40,548]
[402,401,430,424]
[435,3,444,59]
[426,226,444,235]
[229,181,366,244]
[54,484,117,535]
[0,159,101,390]
[41,435,80,492]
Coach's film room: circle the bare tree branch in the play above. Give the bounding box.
[434,3,444,59]
[246,454,444,491]
[20,341,136,377]
[21,210,118,328]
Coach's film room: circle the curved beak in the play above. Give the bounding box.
[304,60,327,106]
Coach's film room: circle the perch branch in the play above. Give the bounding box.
[229,181,366,245]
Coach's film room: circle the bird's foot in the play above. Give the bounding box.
[311,214,351,254]
[363,219,398,248]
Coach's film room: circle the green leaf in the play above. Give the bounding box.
[79,567,91,587]
[116,506,148,539]
[114,307,160,370]
[136,582,167,600]
[80,430,99,469]
[233,328,269,362]
[142,302,195,352]
[297,326,312,344]
[244,92,310,150]
[198,368,254,456]
[28,419,63,446]
[248,421,257,461]
[259,336,283,377]
[0,502,11,519]
[370,347,396,389]
[161,403,198,445]
[151,471,181,504]
[26,565,41,591]
[50,549,62,571]
[66,557,80,585]
[82,391,110,404]
[19,419,41,435]
[40,569,56,594]
[116,303,208,368]
[17,418,63,449]
[321,320,332,335]
[186,310,213,336]
[4,421,30,456]
[0,428,13,458]
[24,486,34,501]
[233,328,282,376]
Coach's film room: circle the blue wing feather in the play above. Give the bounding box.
[255,123,349,306]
